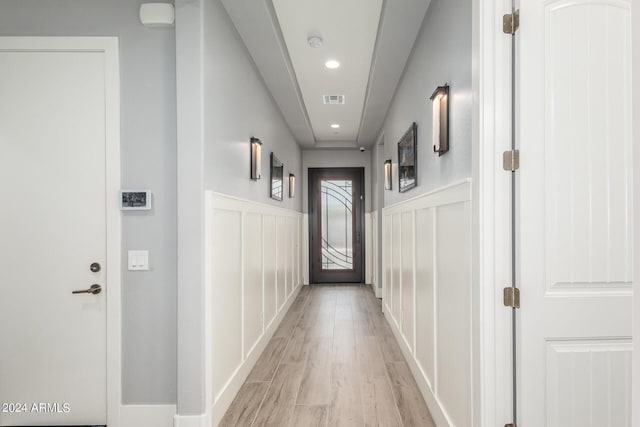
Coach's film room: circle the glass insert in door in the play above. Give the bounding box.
[321,179,353,270]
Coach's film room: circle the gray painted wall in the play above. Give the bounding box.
[0,0,177,404]
[204,0,302,212]
[173,0,304,416]
[302,149,372,213]
[382,0,472,206]
[175,0,205,415]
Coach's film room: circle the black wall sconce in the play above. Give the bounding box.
[289,173,296,198]
[250,137,262,180]
[384,159,392,190]
[430,84,449,156]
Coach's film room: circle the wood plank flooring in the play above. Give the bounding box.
[219,285,435,427]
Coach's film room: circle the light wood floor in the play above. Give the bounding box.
[219,284,436,427]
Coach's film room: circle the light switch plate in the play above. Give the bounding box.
[128,250,149,271]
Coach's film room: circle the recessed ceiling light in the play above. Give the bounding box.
[307,35,323,48]
[325,60,340,69]
[330,124,340,129]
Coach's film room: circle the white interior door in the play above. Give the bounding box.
[0,41,113,426]
[519,1,632,425]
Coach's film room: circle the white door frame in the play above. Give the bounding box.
[471,0,515,425]
[0,37,122,427]
[476,1,637,426]
[632,3,640,423]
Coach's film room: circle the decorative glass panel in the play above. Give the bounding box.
[321,179,353,270]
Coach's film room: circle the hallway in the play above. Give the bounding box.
[220,285,435,427]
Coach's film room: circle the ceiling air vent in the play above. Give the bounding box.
[323,95,345,105]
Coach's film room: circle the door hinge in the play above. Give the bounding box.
[503,9,520,35]
[505,424,517,427]
[503,149,520,171]
[503,287,520,309]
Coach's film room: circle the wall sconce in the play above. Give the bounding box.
[289,174,296,198]
[384,159,392,190]
[250,137,262,180]
[430,84,449,156]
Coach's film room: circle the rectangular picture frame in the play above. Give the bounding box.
[397,122,417,193]
[270,152,284,201]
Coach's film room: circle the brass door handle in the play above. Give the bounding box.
[72,284,102,295]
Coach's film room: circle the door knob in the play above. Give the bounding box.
[72,284,102,295]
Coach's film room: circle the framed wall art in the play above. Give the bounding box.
[270,153,284,201]
[397,122,417,193]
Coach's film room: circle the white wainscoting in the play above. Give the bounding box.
[365,212,373,284]
[302,213,310,284]
[206,192,303,426]
[173,414,209,427]
[371,210,382,297]
[382,179,472,427]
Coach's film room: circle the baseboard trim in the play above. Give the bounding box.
[120,404,175,427]
[375,285,382,299]
[384,311,452,426]
[173,413,209,427]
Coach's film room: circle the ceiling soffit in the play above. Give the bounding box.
[220,0,431,149]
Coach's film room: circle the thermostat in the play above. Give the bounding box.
[120,190,152,210]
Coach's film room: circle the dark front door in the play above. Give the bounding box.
[309,168,364,283]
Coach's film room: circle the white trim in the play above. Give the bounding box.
[120,405,176,427]
[383,179,471,213]
[103,37,123,427]
[472,0,513,424]
[411,210,417,358]
[371,210,378,289]
[302,214,310,284]
[632,0,640,421]
[173,413,209,427]
[365,212,373,284]
[0,37,122,427]
[204,192,213,427]
[210,191,302,218]
[432,207,439,398]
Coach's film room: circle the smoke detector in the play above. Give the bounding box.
[307,35,323,48]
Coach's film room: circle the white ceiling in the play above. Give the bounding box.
[272,0,382,142]
[220,0,431,149]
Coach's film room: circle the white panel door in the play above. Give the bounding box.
[519,1,632,425]
[0,45,110,425]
